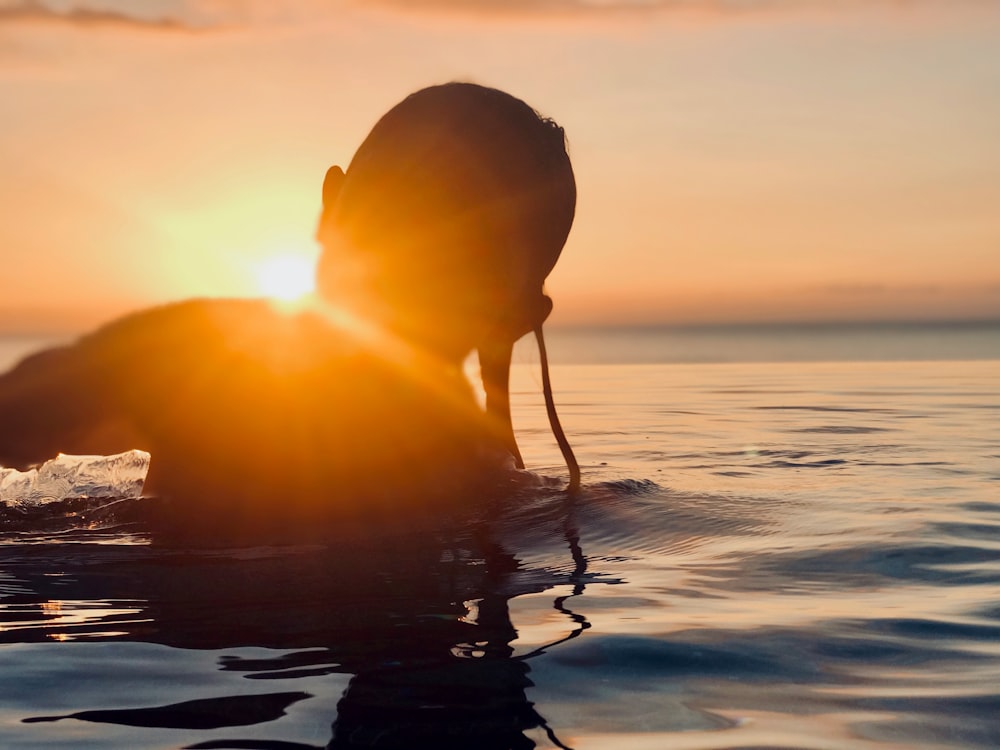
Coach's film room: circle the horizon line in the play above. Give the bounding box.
[545,316,1000,332]
[2,314,999,339]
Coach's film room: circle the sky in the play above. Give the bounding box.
[1,0,998,332]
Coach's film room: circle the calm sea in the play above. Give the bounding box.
[1,322,999,749]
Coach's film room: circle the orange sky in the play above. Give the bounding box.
[1,0,998,332]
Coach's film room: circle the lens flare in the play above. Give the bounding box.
[255,255,315,302]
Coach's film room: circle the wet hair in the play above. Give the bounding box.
[316,82,576,356]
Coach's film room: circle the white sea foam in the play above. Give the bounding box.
[0,450,149,507]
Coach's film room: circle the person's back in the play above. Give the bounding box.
[0,297,496,541]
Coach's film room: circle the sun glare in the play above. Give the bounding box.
[255,255,316,302]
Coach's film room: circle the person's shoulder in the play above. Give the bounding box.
[75,298,359,362]
[80,298,270,344]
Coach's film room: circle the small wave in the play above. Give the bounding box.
[750,458,848,468]
[932,521,1000,544]
[710,541,1000,591]
[790,425,894,434]
[756,405,896,413]
[590,478,661,495]
[862,617,1000,643]
[546,482,787,561]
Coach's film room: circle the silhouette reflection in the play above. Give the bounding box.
[4,500,603,749]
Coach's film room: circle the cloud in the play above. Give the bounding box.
[0,0,361,32]
[2,0,987,31]
[0,0,207,30]
[353,0,992,19]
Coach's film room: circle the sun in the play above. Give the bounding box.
[254,254,316,302]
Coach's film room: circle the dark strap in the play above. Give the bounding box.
[535,324,580,493]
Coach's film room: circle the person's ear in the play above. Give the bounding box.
[323,165,345,209]
[316,165,345,243]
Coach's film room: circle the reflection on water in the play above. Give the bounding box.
[0,492,605,749]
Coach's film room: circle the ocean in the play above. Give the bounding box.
[1,321,999,749]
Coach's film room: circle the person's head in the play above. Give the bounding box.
[315,82,576,362]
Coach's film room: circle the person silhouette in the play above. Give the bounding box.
[0,83,579,542]
[316,83,580,489]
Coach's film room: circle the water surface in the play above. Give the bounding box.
[1,328,998,749]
